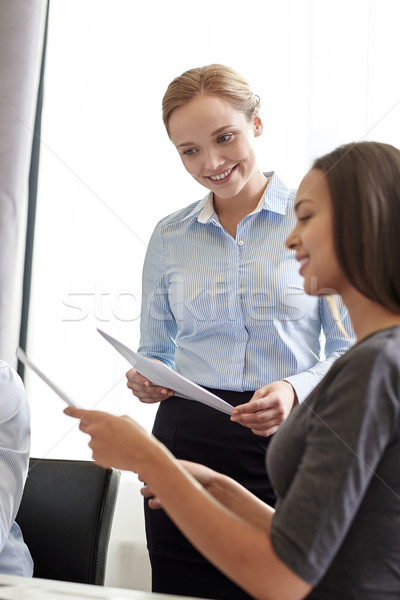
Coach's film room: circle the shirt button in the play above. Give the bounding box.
[238,240,245,246]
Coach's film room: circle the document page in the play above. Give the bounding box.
[16,347,82,408]
[97,329,233,415]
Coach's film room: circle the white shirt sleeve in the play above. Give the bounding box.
[0,362,33,575]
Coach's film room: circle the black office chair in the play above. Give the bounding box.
[16,458,120,585]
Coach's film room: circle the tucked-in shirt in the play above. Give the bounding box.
[0,362,33,576]
[268,326,400,598]
[138,173,353,400]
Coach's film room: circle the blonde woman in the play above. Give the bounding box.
[123,65,351,599]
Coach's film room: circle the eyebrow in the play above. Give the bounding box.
[211,125,234,136]
[294,199,313,213]
[176,125,235,149]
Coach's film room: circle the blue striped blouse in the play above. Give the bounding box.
[138,173,354,401]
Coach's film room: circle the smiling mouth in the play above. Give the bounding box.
[209,167,234,181]
[296,256,309,274]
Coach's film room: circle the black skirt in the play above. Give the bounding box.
[145,389,276,600]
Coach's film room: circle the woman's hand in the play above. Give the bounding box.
[126,366,174,404]
[230,380,297,437]
[142,459,275,534]
[141,460,215,509]
[63,408,162,472]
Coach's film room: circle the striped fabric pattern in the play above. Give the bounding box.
[138,173,353,401]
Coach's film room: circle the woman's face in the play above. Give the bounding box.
[286,169,346,297]
[168,94,263,202]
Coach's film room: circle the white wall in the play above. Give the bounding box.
[24,0,400,590]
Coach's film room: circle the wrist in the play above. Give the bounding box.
[281,379,298,406]
[137,435,174,482]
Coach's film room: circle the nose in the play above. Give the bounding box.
[203,147,224,172]
[285,223,300,250]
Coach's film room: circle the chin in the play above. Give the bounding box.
[305,277,341,298]
[303,283,317,297]
[303,275,326,296]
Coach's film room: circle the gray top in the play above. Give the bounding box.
[268,326,400,599]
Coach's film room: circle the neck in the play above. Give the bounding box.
[213,171,269,236]
[341,287,400,342]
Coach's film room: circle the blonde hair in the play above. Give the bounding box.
[326,296,352,341]
[162,64,260,136]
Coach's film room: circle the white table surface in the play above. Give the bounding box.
[0,574,205,600]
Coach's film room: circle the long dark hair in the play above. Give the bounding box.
[313,141,400,314]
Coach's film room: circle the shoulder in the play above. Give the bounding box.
[0,362,29,421]
[323,326,400,373]
[342,326,400,372]
[144,195,210,267]
[356,326,400,397]
[309,326,400,422]
[0,361,24,390]
[155,195,209,230]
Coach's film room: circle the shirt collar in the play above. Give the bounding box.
[262,172,292,215]
[181,172,291,224]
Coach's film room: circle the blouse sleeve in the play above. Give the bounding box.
[0,364,31,552]
[137,222,178,368]
[284,294,355,402]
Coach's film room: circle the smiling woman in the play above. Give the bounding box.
[168,93,267,237]
[25,0,400,459]
[66,140,400,600]
[23,0,400,592]
[123,63,353,600]
[289,170,341,296]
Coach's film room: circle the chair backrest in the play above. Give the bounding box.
[16,458,120,585]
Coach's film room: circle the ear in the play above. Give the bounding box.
[253,111,263,137]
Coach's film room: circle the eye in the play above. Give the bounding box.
[182,148,197,157]
[217,133,233,144]
[298,215,311,223]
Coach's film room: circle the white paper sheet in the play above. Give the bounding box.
[16,347,82,408]
[97,329,233,415]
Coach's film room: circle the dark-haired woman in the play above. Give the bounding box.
[67,140,400,600]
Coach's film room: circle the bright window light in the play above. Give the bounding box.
[26,0,400,460]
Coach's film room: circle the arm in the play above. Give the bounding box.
[128,223,177,403]
[64,407,311,600]
[0,365,30,551]
[142,459,274,532]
